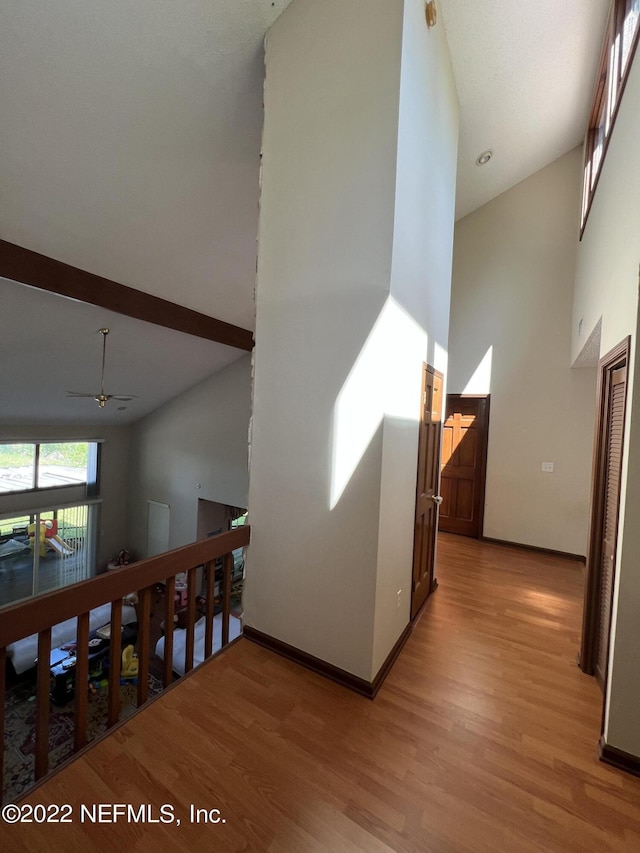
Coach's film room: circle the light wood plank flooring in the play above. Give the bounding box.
[5,534,640,852]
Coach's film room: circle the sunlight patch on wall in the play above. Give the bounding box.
[433,341,448,377]
[330,297,427,510]
[462,346,493,395]
[433,341,449,405]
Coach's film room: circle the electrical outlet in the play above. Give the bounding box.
[396,589,402,610]
[542,462,554,473]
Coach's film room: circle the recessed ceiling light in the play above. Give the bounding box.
[476,149,493,166]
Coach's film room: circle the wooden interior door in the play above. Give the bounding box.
[439,395,489,538]
[411,364,443,620]
[580,338,629,692]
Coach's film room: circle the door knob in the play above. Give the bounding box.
[432,495,443,506]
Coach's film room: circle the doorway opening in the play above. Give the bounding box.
[197,499,247,613]
[439,395,490,538]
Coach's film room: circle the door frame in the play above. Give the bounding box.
[440,393,490,539]
[579,336,630,680]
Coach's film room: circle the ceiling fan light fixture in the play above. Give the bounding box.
[66,327,138,408]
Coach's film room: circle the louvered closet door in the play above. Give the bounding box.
[595,366,626,689]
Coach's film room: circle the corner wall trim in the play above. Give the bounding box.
[480,536,585,563]
[243,624,412,700]
[371,622,413,696]
[599,737,640,778]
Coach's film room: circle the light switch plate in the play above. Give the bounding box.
[542,462,554,473]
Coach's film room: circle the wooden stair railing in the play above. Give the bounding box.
[0,525,250,801]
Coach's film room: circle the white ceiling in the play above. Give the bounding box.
[440,0,611,219]
[0,279,244,426]
[0,0,612,385]
[0,1,614,265]
[0,0,294,332]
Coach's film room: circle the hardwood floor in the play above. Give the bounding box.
[5,534,640,852]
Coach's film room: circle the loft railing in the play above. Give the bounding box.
[0,525,250,802]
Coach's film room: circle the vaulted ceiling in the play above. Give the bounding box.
[0,0,293,333]
[440,0,610,219]
[0,278,245,426]
[0,0,610,424]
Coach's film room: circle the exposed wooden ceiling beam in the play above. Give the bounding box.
[0,239,254,351]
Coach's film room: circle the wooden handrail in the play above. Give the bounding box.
[0,526,249,647]
[0,525,250,799]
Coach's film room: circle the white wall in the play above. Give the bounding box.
[246,0,403,681]
[573,48,640,758]
[0,424,130,568]
[572,80,640,363]
[0,355,251,571]
[0,0,264,331]
[246,0,458,681]
[449,148,596,556]
[127,356,251,557]
[373,0,458,674]
[390,1,458,347]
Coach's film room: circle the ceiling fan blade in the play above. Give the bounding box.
[66,392,97,398]
[111,395,138,401]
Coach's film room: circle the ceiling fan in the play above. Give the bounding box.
[67,328,138,408]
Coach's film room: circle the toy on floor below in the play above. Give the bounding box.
[107,548,132,570]
[120,644,139,679]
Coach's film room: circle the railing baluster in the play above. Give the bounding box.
[204,560,214,659]
[163,575,175,688]
[184,567,197,674]
[0,527,250,798]
[0,647,6,803]
[136,587,151,707]
[107,599,122,728]
[35,628,52,780]
[74,611,90,751]
[222,552,232,648]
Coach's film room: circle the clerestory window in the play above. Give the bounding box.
[581,0,640,233]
